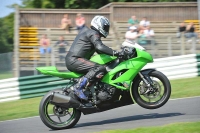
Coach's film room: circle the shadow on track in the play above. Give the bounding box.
[75,112,184,128]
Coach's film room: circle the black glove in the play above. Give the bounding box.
[113,50,124,58]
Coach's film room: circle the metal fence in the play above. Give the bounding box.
[0,35,199,78]
[118,35,200,58]
[167,36,198,56]
[0,52,14,79]
[16,35,200,77]
[137,36,199,58]
[1,35,199,78]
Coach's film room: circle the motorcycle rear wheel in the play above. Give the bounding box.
[39,89,81,130]
[132,70,171,109]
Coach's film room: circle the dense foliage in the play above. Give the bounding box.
[0,13,14,53]
[0,0,197,53]
[20,0,196,9]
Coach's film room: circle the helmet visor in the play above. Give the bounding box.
[103,24,109,34]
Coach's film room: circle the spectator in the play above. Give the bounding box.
[122,26,145,50]
[139,17,150,30]
[75,13,85,32]
[55,36,69,61]
[176,22,186,38]
[128,15,139,28]
[61,14,72,34]
[185,22,198,40]
[144,26,155,44]
[137,30,147,45]
[39,34,51,54]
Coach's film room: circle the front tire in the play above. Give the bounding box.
[39,89,81,130]
[132,70,171,109]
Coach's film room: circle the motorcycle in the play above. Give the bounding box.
[36,45,171,130]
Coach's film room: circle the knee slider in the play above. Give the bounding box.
[85,66,106,80]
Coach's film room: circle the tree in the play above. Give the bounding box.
[20,0,196,9]
[21,0,55,8]
[0,13,14,53]
[20,0,111,9]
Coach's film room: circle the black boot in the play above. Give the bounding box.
[73,77,88,101]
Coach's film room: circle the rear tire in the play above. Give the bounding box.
[132,70,171,109]
[39,89,81,130]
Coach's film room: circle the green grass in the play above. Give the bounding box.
[0,71,13,80]
[98,121,200,133]
[0,97,42,121]
[0,77,200,121]
[170,76,200,99]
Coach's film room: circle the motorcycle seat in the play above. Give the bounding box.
[36,66,82,79]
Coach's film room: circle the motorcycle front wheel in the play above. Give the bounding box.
[39,89,81,130]
[132,70,171,109]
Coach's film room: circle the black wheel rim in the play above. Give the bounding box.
[44,98,76,126]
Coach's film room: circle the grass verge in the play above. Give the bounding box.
[0,97,42,121]
[170,76,200,99]
[0,76,200,121]
[98,121,200,133]
[0,71,13,80]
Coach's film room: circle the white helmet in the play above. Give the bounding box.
[91,16,110,38]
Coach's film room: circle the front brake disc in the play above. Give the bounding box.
[143,80,161,100]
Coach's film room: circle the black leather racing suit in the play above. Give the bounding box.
[65,26,115,82]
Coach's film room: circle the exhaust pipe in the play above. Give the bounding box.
[50,92,83,109]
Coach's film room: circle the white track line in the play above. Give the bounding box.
[0,116,39,123]
[0,96,200,123]
[170,96,200,100]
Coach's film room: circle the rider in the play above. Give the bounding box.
[65,16,120,101]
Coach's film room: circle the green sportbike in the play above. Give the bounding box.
[37,46,171,130]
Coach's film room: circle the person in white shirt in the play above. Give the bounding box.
[122,26,145,50]
[144,26,154,37]
[139,17,150,30]
[143,26,155,44]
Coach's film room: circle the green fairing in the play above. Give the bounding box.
[90,54,117,64]
[101,49,153,90]
[36,48,153,90]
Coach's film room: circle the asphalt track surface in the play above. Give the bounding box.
[0,97,200,133]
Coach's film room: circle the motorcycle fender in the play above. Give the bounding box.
[130,68,156,101]
[132,68,156,85]
[140,69,156,75]
[141,69,156,84]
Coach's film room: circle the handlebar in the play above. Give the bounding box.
[119,46,136,60]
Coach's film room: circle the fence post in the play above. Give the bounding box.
[45,28,51,66]
[150,38,155,58]
[51,47,55,66]
[33,51,38,75]
[167,36,172,56]
[191,37,196,54]
[110,5,114,25]
[180,33,185,55]
[14,6,20,77]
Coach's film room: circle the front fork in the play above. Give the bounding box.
[138,72,154,94]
